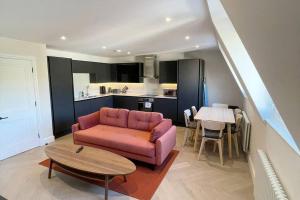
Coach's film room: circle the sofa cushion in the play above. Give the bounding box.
[151,119,172,142]
[99,107,129,128]
[128,110,163,131]
[74,125,155,157]
[78,111,100,130]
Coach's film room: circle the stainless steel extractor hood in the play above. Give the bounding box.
[142,55,158,79]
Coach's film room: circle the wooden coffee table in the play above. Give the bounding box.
[45,143,136,200]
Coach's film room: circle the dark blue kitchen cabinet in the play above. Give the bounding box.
[113,96,139,110]
[48,56,75,138]
[177,59,204,124]
[159,61,177,83]
[74,96,113,120]
[111,63,143,83]
[72,60,111,83]
[153,98,177,122]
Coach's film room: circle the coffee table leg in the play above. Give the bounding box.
[123,175,127,182]
[105,175,109,200]
[48,159,53,179]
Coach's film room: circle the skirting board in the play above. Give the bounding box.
[41,135,55,145]
[248,154,256,180]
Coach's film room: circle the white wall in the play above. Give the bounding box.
[244,98,300,200]
[185,49,244,107]
[0,37,54,144]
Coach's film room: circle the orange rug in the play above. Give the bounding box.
[39,150,178,200]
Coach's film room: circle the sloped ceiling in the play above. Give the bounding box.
[218,0,300,149]
[0,0,217,57]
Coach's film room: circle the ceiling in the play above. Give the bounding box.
[0,0,217,57]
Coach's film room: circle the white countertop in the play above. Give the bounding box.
[74,93,177,101]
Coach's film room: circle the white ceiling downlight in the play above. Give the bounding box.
[185,35,190,40]
[165,17,172,22]
[102,46,107,49]
[60,36,66,40]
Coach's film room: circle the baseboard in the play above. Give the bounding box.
[41,135,55,145]
[248,154,256,180]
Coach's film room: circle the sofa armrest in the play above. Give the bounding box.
[77,111,100,130]
[155,125,176,165]
[72,123,80,133]
[150,119,172,142]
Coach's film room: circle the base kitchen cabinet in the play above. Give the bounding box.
[113,96,139,110]
[153,98,177,122]
[74,96,113,120]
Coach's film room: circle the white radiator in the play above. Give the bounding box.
[254,150,288,200]
[241,111,251,152]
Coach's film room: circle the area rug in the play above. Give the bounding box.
[39,150,179,200]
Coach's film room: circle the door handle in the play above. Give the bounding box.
[0,117,8,120]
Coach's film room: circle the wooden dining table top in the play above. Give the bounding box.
[194,107,235,124]
[45,143,136,176]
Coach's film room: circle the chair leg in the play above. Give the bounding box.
[233,134,240,158]
[217,140,223,165]
[198,139,206,160]
[183,128,189,146]
[213,142,217,152]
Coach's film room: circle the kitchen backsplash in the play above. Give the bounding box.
[87,78,177,96]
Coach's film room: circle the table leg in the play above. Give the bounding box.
[227,124,232,159]
[105,175,109,200]
[194,121,201,152]
[48,159,53,179]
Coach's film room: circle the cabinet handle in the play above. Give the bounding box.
[0,117,8,120]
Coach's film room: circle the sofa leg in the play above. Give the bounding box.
[151,164,156,171]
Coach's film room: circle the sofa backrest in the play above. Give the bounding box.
[99,107,129,128]
[128,110,163,131]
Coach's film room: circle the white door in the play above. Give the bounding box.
[0,56,40,160]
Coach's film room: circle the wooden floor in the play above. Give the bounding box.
[0,127,253,200]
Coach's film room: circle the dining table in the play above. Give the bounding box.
[193,106,236,159]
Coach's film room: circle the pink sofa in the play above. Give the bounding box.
[72,107,176,166]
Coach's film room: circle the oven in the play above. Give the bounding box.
[137,98,154,112]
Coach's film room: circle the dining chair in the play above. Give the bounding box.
[212,103,228,108]
[183,109,197,146]
[234,108,242,115]
[232,113,243,157]
[191,106,198,118]
[198,120,226,165]
[215,112,243,157]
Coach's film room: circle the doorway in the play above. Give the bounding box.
[0,55,40,160]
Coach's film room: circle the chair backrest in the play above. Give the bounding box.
[191,106,197,117]
[201,120,225,138]
[184,109,192,127]
[234,113,243,132]
[212,103,228,108]
[234,108,242,115]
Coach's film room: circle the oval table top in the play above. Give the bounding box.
[45,143,136,176]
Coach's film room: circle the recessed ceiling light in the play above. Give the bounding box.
[102,46,107,49]
[60,36,66,40]
[165,17,172,22]
[127,51,131,55]
[185,36,190,40]
[195,45,200,48]
[116,49,122,52]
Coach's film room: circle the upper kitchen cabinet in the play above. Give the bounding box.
[159,61,177,83]
[177,59,205,124]
[111,63,143,83]
[72,60,111,83]
[48,56,75,138]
